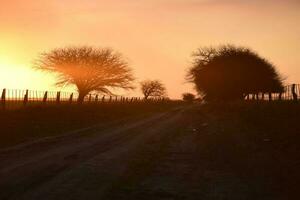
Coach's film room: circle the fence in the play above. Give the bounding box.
[245,84,300,101]
[0,89,165,110]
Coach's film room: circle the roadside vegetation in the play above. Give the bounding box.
[0,101,181,148]
[187,45,284,102]
[105,101,300,199]
[182,92,196,102]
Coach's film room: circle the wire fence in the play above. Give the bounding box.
[245,84,300,101]
[0,88,165,110]
[1,84,299,109]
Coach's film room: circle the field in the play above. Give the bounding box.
[0,102,177,148]
[0,102,299,199]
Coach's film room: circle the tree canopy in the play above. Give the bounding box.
[187,45,284,101]
[35,46,135,103]
[140,80,167,99]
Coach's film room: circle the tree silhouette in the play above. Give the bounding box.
[182,93,195,102]
[187,45,284,101]
[35,46,135,103]
[140,80,166,100]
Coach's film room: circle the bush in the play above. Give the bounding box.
[187,45,284,102]
[182,93,196,102]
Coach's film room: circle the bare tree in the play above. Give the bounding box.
[35,46,135,103]
[140,80,166,100]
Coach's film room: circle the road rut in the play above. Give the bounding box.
[0,106,186,200]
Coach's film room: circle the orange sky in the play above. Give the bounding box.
[0,0,300,98]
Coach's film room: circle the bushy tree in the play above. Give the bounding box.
[35,46,135,103]
[182,93,195,102]
[140,80,167,99]
[187,45,284,101]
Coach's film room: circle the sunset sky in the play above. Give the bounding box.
[0,0,299,98]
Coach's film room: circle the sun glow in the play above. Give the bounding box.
[0,0,299,98]
[0,58,55,91]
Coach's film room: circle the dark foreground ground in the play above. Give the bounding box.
[0,102,299,199]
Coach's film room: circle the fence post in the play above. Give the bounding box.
[115,96,118,102]
[268,92,272,101]
[23,90,28,105]
[88,94,92,102]
[69,93,73,104]
[95,95,98,103]
[102,95,105,102]
[109,96,112,102]
[56,91,61,104]
[43,91,48,103]
[1,89,6,109]
[279,92,282,100]
[292,84,298,101]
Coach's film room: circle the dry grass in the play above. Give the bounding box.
[105,101,300,199]
[0,102,182,148]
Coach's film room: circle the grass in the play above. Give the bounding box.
[196,101,300,198]
[0,101,182,148]
[103,101,300,199]
[1,101,299,199]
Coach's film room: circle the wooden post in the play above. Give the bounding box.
[23,90,28,105]
[115,96,118,102]
[130,97,134,102]
[292,84,298,101]
[1,89,6,109]
[102,95,105,102]
[69,93,73,103]
[261,93,264,101]
[279,92,282,100]
[268,92,272,101]
[95,95,98,103]
[56,91,61,104]
[109,96,112,102]
[88,94,92,102]
[43,91,48,103]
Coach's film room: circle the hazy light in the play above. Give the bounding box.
[0,0,299,98]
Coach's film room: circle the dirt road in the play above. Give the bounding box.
[0,104,298,200]
[0,106,189,200]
